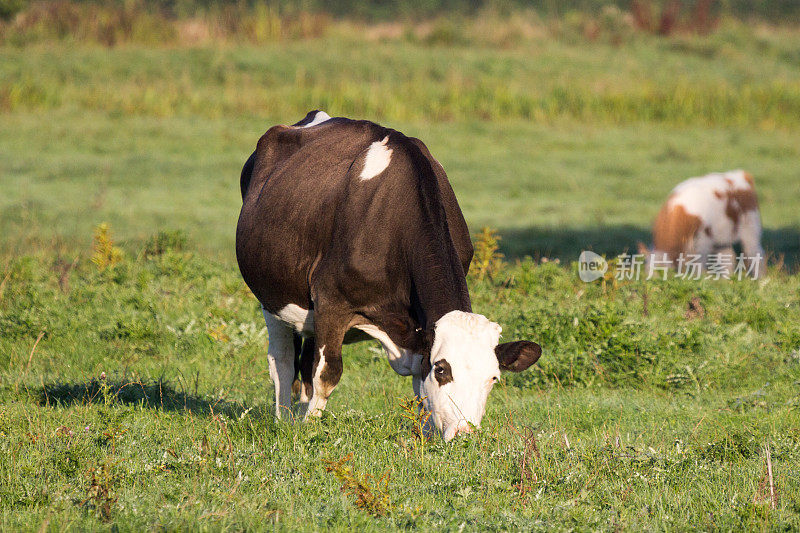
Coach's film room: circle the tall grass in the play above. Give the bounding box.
[3,1,800,127]
[4,71,797,126]
[5,0,800,25]
[2,30,800,128]
[4,0,800,47]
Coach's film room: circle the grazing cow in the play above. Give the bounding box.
[236,111,541,441]
[644,170,764,277]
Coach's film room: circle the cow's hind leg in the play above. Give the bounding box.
[262,308,296,420]
[305,312,346,419]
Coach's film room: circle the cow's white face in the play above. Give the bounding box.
[419,311,541,441]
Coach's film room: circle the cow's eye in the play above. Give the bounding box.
[432,360,453,385]
[492,376,500,383]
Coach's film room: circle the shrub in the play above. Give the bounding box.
[470,227,505,282]
[91,223,124,271]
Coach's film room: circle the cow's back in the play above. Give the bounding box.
[237,119,375,311]
[236,115,473,318]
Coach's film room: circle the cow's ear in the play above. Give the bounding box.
[495,341,541,372]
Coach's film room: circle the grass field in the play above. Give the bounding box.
[2,23,800,531]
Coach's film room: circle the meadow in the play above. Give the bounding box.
[2,13,800,531]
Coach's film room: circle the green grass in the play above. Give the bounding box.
[3,24,800,124]
[2,27,800,530]
[1,249,799,530]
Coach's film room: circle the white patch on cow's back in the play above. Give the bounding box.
[359,136,393,181]
[300,111,331,128]
[274,304,314,335]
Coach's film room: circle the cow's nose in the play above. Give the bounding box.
[443,422,474,441]
[453,423,473,438]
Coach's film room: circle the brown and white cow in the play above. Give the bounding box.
[236,111,541,441]
[645,170,765,277]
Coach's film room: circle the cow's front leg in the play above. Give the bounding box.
[263,308,297,420]
[305,313,346,419]
[297,337,316,415]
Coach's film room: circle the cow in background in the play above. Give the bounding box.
[641,170,765,278]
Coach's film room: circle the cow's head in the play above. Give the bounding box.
[418,311,541,441]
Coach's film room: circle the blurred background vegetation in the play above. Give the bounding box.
[1,0,800,45]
